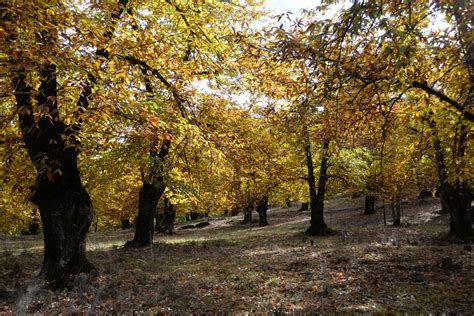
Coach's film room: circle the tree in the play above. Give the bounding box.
[155,197,176,234]
[2,0,129,283]
[325,0,473,238]
[256,196,269,226]
[125,137,170,247]
[117,0,263,246]
[256,16,341,235]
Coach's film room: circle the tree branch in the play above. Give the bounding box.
[117,54,189,118]
[412,80,474,122]
[327,174,349,185]
[76,0,130,111]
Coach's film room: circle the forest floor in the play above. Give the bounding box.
[1,196,473,314]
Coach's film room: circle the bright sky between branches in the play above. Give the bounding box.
[264,0,317,14]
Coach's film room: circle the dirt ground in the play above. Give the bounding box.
[1,196,473,314]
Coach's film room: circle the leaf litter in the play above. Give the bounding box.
[0,197,472,314]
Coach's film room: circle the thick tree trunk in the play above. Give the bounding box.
[189,212,199,220]
[121,219,132,230]
[128,182,163,247]
[155,211,164,232]
[430,122,472,238]
[440,198,449,214]
[125,63,171,247]
[33,175,94,282]
[163,201,176,234]
[436,168,472,240]
[445,185,472,239]
[256,197,269,227]
[364,195,376,215]
[306,139,330,236]
[299,202,309,211]
[5,0,129,285]
[26,211,40,235]
[155,197,175,234]
[125,140,170,247]
[449,6,473,238]
[12,65,93,284]
[242,203,253,224]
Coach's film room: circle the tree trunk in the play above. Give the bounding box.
[418,189,432,199]
[163,201,176,234]
[432,137,450,214]
[189,212,199,220]
[430,121,472,238]
[364,195,376,215]
[155,210,164,232]
[6,0,129,284]
[121,219,132,230]
[299,202,309,211]
[446,185,472,240]
[306,139,330,236]
[450,5,473,238]
[392,193,401,226]
[94,216,99,232]
[242,203,253,224]
[12,65,94,284]
[125,64,171,247]
[156,197,175,234]
[433,152,472,238]
[256,197,269,226]
[440,198,449,214]
[27,211,40,235]
[125,139,170,247]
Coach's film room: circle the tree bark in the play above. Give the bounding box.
[5,0,128,284]
[27,211,40,235]
[428,119,472,238]
[256,196,269,226]
[125,139,170,247]
[306,139,330,235]
[125,56,172,247]
[449,4,473,239]
[155,197,176,234]
[163,201,176,234]
[155,209,164,232]
[392,193,401,226]
[364,195,376,215]
[299,202,309,211]
[12,65,94,284]
[121,219,132,230]
[242,202,253,224]
[445,185,472,239]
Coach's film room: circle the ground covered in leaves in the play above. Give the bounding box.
[1,196,473,314]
